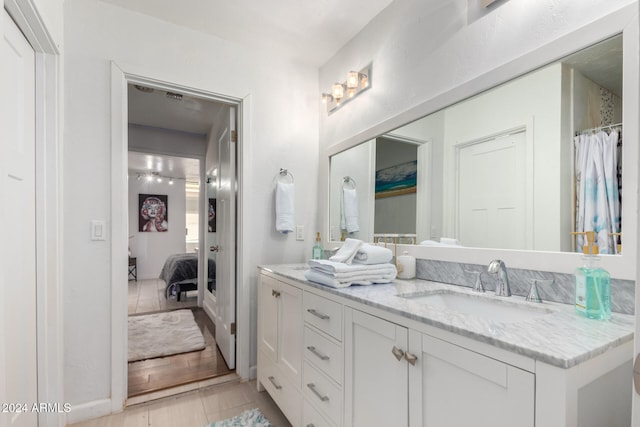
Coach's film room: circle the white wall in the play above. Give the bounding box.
[63,0,319,413]
[128,176,187,280]
[319,0,634,146]
[129,124,207,157]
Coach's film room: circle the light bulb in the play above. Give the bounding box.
[347,71,359,89]
[332,83,344,100]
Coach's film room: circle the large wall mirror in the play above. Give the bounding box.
[326,13,638,279]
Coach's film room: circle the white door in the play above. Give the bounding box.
[0,9,38,427]
[215,107,237,369]
[457,130,528,249]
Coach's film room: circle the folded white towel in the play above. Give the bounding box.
[353,244,393,265]
[275,182,294,233]
[304,268,396,288]
[329,238,363,264]
[341,188,360,233]
[308,259,397,275]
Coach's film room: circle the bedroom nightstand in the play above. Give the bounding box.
[128,257,137,281]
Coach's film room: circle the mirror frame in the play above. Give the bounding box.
[322,7,638,280]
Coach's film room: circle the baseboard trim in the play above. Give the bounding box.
[66,398,116,425]
[249,364,257,380]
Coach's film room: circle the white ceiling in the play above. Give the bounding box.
[128,84,227,135]
[98,0,395,66]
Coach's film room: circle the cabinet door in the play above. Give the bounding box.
[258,274,303,384]
[279,280,303,383]
[345,308,409,427]
[259,274,280,362]
[409,330,534,427]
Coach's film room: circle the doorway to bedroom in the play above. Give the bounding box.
[125,82,236,399]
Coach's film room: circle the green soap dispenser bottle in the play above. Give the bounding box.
[312,232,323,260]
[571,231,611,320]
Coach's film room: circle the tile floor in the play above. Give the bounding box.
[129,279,197,315]
[68,379,292,427]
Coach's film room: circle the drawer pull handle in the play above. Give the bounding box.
[392,346,405,361]
[404,351,418,366]
[307,308,330,320]
[307,383,330,402]
[272,289,281,298]
[307,346,330,361]
[268,376,282,390]
[306,425,315,427]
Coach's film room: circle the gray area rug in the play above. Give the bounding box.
[128,309,206,362]
[205,408,272,427]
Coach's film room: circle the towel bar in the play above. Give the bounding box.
[342,176,356,189]
[277,168,294,183]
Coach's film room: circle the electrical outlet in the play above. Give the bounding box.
[296,225,304,241]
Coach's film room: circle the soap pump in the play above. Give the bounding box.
[312,232,323,260]
[571,231,611,320]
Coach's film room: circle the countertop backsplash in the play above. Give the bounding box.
[416,259,635,315]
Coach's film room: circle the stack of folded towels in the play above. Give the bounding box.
[304,238,397,288]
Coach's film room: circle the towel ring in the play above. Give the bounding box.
[343,176,356,190]
[276,168,294,183]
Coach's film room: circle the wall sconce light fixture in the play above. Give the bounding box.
[322,64,371,114]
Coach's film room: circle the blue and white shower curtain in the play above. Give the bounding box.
[574,129,621,254]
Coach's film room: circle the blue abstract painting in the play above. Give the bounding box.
[375,160,417,198]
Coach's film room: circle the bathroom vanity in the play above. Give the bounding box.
[257,264,634,427]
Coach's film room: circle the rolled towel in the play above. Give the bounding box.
[341,188,360,233]
[353,244,393,265]
[329,238,363,264]
[275,182,294,233]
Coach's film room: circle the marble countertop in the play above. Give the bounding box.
[259,264,635,369]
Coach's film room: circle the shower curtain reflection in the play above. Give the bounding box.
[574,125,622,254]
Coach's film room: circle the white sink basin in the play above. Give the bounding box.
[399,291,553,323]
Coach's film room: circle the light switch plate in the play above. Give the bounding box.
[296,225,304,241]
[91,220,106,241]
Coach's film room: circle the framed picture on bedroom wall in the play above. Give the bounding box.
[139,194,169,232]
[208,198,216,232]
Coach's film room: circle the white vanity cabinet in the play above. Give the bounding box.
[344,308,534,427]
[257,273,303,426]
[257,267,633,427]
[407,330,534,427]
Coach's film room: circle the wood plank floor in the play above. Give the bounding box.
[128,307,234,397]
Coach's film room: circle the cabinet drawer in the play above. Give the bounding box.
[303,399,338,427]
[303,362,342,426]
[304,292,342,341]
[259,351,302,427]
[304,326,343,385]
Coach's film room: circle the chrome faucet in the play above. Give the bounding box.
[487,259,511,297]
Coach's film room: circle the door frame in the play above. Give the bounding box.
[3,1,63,425]
[111,65,251,408]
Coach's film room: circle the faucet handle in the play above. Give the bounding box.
[526,278,554,303]
[464,270,484,293]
